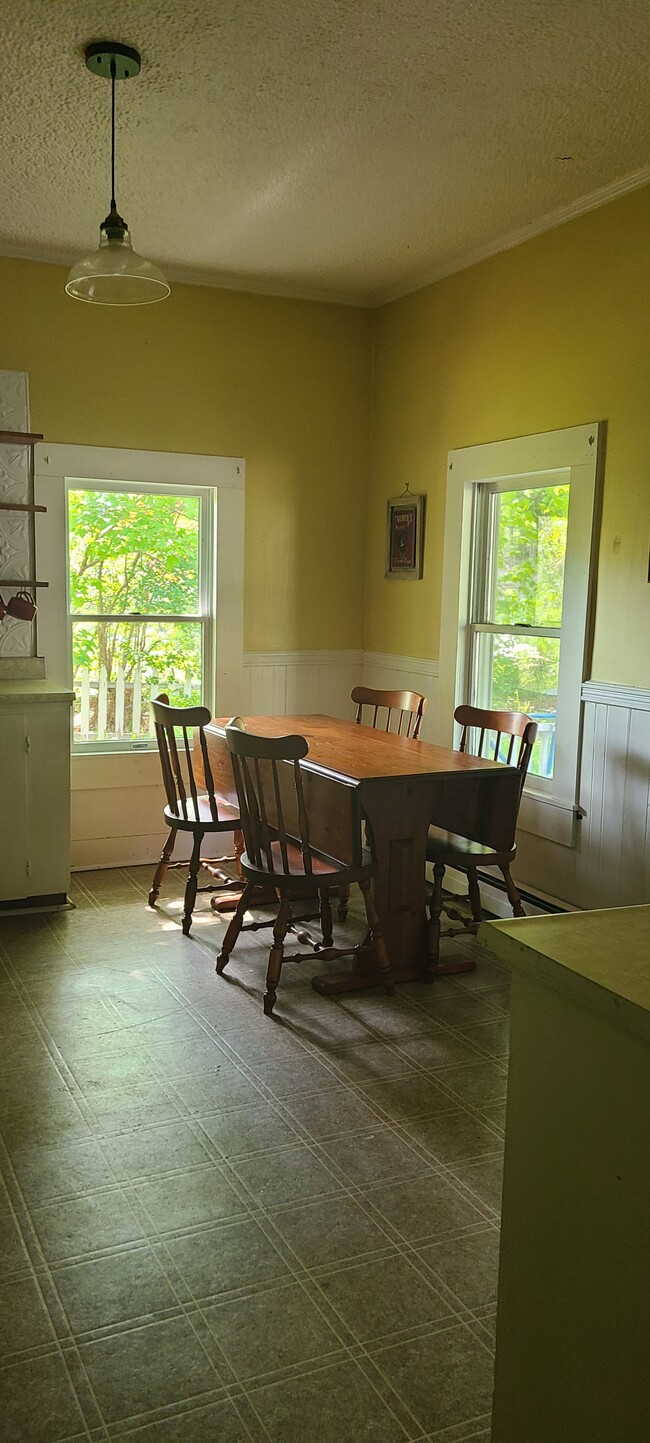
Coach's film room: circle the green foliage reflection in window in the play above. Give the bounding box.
[68,488,204,741]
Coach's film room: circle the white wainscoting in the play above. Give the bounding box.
[242,648,439,736]
[243,650,363,722]
[71,654,650,914]
[496,680,650,909]
[362,653,439,742]
[71,650,363,870]
[572,682,650,909]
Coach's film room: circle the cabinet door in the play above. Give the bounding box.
[0,709,29,900]
[25,703,71,896]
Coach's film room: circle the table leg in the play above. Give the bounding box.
[312,779,432,994]
[211,884,277,914]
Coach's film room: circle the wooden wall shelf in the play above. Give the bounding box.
[0,430,44,446]
[0,502,47,514]
[0,580,49,589]
[0,433,50,641]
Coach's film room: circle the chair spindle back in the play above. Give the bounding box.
[351,686,427,740]
[225,723,315,877]
[152,693,220,822]
[454,705,538,793]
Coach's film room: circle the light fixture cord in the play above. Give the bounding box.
[110,56,116,208]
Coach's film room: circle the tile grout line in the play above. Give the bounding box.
[2,872,505,1439]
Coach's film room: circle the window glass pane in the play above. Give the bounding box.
[475,631,560,779]
[68,489,200,615]
[72,620,202,744]
[489,484,569,627]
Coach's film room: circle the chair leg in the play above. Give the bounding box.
[319,888,334,947]
[425,861,446,981]
[233,828,245,881]
[264,896,290,1016]
[359,881,394,995]
[216,880,255,973]
[182,830,204,936]
[149,827,177,907]
[501,864,526,918]
[467,868,483,925]
[337,884,350,922]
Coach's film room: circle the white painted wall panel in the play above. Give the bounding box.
[69,653,650,914]
[621,708,650,906]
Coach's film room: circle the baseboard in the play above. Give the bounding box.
[0,892,69,913]
[430,862,575,917]
[71,834,194,870]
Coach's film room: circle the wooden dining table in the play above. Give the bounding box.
[200,713,520,993]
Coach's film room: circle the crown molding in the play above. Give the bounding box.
[164,263,366,307]
[0,240,367,308]
[3,163,649,311]
[371,164,650,306]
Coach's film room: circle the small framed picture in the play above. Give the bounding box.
[385,492,426,578]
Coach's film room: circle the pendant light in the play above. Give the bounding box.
[66,42,170,306]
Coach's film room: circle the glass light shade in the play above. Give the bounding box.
[65,227,170,305]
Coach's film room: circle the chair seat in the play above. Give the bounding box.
[426,825,515,868]
[241,840,374,893]
[164,797,240,833]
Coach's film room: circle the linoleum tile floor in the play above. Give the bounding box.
[0,867,510,1442]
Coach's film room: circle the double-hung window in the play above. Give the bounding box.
[468,475,569,787]
[439,424,602,844]
[67,479,214,751]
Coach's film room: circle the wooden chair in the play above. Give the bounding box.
[337,685,429,923]
[352,685,427,740]
[426,705,538,977]
[216,721,394,1015]
[149,694,243,937]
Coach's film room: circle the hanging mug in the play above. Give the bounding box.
[6,589,37,622]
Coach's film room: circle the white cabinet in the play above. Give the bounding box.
[484,907,650,1443]
[0,685,73,905]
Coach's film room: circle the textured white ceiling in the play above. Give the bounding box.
[1,1,650,303]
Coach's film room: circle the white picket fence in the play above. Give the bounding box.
[74,664,201,741]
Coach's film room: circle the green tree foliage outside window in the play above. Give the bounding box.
[489,484,569,716]
[68,489,204,736]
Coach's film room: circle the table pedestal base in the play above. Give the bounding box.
[312,962,422,996]
[211,884,277,913]
[426,952,477,977]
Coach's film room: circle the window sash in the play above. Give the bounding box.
[467,476,570,798]
[66,477,215,752]
[470,623,561,639]
[71,613,205,623]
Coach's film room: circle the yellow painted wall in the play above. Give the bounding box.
[366,185,650,687]
[0,255,372,651]
[4,185,650,682]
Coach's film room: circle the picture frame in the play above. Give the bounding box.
[385,491,426,578]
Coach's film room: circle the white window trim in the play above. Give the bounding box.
[436,423,603,846]
[34,443,245,770]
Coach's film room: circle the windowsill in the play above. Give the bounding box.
[72,744,158,757]
[523,787,575,812]
[519,789,578,847]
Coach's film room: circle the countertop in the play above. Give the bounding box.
[480,905,650,1045]
[0,681,74,704]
